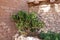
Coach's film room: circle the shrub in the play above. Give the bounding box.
[12,11,45,35]
[38,31,60,40]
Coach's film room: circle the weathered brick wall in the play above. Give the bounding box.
[0,0,28,40]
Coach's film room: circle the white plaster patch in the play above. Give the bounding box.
[55,4,60,12]
[14,34,40,40]
[38,4,51,13]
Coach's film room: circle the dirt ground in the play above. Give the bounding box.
[0,0,60,40]
[0,0,28,40]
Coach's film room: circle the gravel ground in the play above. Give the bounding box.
[38,9,60,33]
[0,18,17,40]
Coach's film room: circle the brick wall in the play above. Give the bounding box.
[0,0,28,40]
